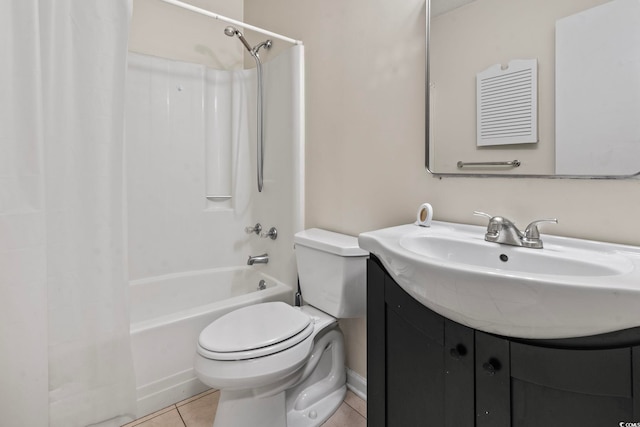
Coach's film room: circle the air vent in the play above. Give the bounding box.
[476,59,538,146]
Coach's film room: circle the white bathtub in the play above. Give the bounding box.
[129,267,293,418]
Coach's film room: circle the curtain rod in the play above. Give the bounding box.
[156,0,303,46]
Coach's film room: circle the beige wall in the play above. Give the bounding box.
[246,0,640,381]
[129,0,244,68]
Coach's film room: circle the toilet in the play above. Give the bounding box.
[194,228,368,427]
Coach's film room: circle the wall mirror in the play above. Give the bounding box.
[427,0,640,178]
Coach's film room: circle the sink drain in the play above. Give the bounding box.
[499,254,509,262]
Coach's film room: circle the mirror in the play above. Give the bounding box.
[427,0,640,178]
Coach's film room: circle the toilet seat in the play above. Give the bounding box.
[198,302,314,361]
[195,305,339,393]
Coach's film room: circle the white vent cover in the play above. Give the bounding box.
[476,59,538,146]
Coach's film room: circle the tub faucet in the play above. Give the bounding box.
[247,253,269,265]
[473,211,557,249]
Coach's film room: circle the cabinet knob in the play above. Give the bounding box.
[449,344,467,360]
[482,358,501,376]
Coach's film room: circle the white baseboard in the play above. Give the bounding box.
[135,369,209,419]
[346,368,367,401]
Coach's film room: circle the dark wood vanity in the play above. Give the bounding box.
[367,255,640,427]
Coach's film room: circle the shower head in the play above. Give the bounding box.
[223,26,254,54]
[223,26,272,57]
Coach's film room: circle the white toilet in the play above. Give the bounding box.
[194,228,368,427]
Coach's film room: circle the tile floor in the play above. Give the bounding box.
[122,389,366,427]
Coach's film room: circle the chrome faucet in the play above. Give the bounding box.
[473,211,557,249]
[247,253,269,265]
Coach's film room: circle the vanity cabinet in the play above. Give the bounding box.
[367,255,640,427]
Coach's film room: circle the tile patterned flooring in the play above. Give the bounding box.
[122,389,366,427]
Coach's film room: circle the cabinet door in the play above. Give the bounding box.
[385,274,445,426]
[444,320,475,427]
[510,342,633,427]
[475,331,511,427]
[367,259,387,427]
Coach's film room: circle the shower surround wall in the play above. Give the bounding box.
[127,52,247,278]
[125,46,304,411]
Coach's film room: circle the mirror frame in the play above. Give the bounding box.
[424,0,640,179]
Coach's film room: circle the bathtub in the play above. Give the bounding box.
[129,267,293,418]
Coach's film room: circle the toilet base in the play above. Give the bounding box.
[286,385,346,427]
[212,384,346,427]
[213,390,286,427]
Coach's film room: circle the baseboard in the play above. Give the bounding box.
[135,369,209,419]
[346,368,367,401]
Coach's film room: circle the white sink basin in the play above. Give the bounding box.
[359,222,640,339]
[399,234,628,277]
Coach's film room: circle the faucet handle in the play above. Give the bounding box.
[260,227,278,240]
[524,218,558,239]
[473,211,493,219]
[245,223,262,235]
[474,211,503,239]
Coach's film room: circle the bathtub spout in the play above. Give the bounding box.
[247,253,269,265]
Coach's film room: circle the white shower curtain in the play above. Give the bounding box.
[0,1,136,426]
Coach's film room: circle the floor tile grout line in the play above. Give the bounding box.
[126,389,218,426]
[124,405,178,427]
[176,389,218,408]
[175,405,188,427]
[343,399,367,419]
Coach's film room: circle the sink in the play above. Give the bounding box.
[359,222,640,339]
[399,234,628,277]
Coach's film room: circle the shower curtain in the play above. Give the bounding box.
[0,1,136,426]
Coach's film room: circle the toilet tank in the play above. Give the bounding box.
[294,229,369,318]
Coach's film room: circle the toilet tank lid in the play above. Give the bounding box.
[294,228,369,257]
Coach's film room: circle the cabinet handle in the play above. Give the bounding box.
[449,344,468,360]
[482,358,501,376]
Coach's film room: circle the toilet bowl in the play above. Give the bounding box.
[194,229,368,427]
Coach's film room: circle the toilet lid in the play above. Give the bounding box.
[198,302,312,355]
